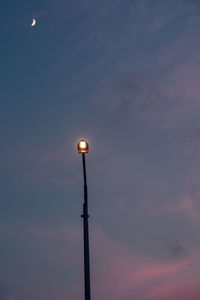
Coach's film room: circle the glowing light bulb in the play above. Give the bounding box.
[77,140,89,153]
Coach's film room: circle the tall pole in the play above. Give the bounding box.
[81,151,91,300]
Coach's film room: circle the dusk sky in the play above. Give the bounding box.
[1,0,200,299]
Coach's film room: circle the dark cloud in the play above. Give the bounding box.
[169,241,186,258]
[192,128,200,142]
[113,72,165,125]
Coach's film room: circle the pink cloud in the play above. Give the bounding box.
[89,227,200,300]
[146,280,200,300]
[1,222,200,299]
[146,186,200,228]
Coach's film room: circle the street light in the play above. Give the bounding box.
[77,140,89,153]
[77,139,91,300]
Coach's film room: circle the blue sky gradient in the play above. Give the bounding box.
[1,0,200,299]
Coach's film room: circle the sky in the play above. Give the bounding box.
[1,0,200,299]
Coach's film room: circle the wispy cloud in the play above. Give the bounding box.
[146,181,200,229]
[90,227,200,300]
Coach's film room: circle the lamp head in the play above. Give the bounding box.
[77,139,89,153]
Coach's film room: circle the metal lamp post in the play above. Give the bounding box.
[77,139,91,300]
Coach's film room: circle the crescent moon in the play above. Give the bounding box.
[31,18,36,27]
